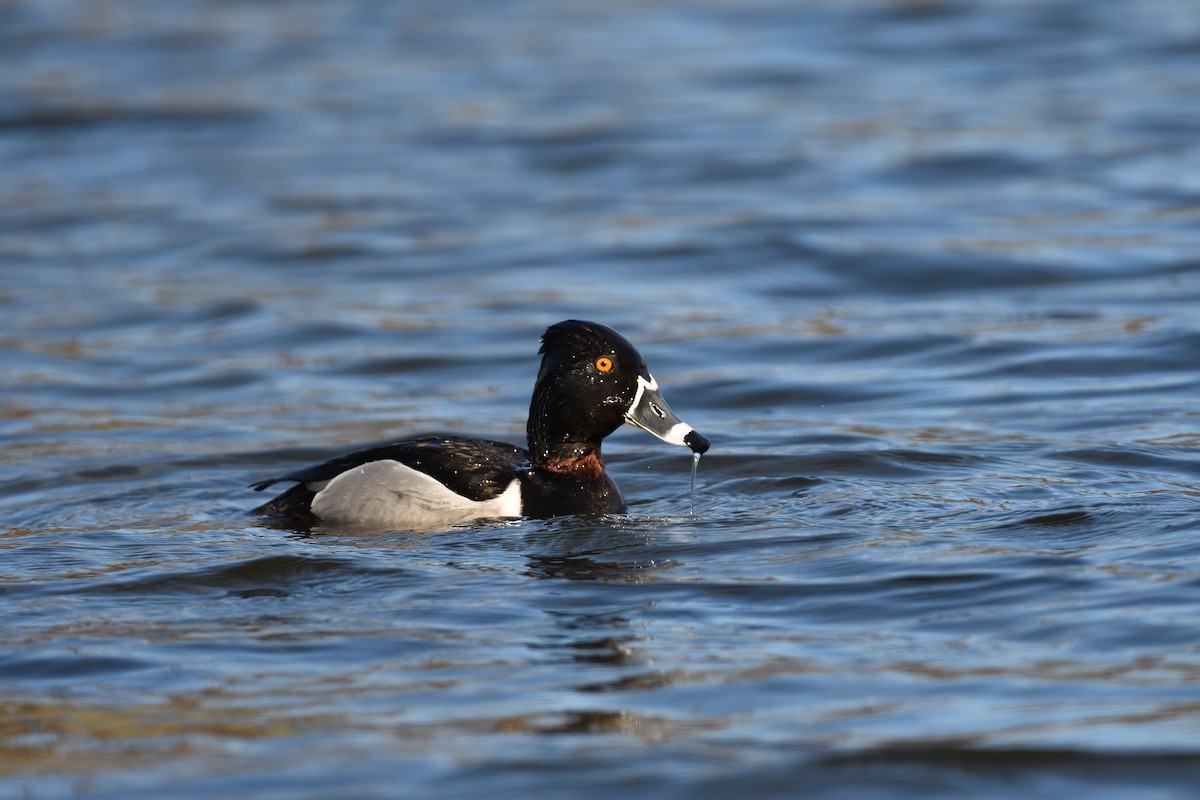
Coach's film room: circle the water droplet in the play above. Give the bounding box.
[690,451,701,515]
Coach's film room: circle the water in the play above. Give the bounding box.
[3,0,1200,797]
[690,452,701,515]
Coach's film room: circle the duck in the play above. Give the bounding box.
[250,319,710,528]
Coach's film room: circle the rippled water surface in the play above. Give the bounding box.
[4,1,1200,797]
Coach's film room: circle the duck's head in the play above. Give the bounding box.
[528,320,710,463]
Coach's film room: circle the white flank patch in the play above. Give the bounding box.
[311,460,522,529]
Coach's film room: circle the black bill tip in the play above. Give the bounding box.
[684,430,710,455]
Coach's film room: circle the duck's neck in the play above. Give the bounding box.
[526,386,608,477]
[527,429,607,478]
[537,449,609,482]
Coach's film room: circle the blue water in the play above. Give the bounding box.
[4,1,1200,797]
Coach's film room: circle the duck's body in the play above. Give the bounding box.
[251,320,709,528]
[251,436,533,526]
[251,434,624,526]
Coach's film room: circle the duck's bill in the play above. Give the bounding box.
[624,374,711,454]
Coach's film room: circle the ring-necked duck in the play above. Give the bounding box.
[250,319,710,528]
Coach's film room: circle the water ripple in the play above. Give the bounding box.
[5,0,1200,797]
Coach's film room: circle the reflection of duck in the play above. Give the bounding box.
[251,320,710,528]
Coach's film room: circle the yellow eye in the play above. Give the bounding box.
[595,356,614,373]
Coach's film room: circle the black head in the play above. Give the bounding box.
[527,320,709,465]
